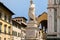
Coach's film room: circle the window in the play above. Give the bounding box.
[0,12,2,18]
[48,35,57,37]
[12,31,17,36]
[12,21,15,26]
[8,27,11,35]
[20,20,22,22]
[12,39,14,40]
[54,0,56,5]
[8,38,9,40]
[54,9,57,32]
[4,14,7,21]
[8,16,11,23]
[18,33,21,37]
[12,37,14,40]
[18,25,21,29]
[59,0,60,4]
[16,20,17,21]
[4,38,6,40]
[12,21,17,27]
[0,37,1,40]
[4,25,7,34]
[0,23,2,33]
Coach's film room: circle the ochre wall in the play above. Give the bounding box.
[37,12,47,26]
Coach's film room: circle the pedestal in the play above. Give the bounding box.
[39,30,47,40]
[25,21,39,40]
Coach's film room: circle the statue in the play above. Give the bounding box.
[25,1,39,40]
[28,0,36,21]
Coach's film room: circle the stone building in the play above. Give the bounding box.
[47,0,60,40]
[12,20,21,40]
[12,17,27,40]
[37,12,47,32]
[0,2,14,40]
[38,0,60,39]
[0,2,27,40]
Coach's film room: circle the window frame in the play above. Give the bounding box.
[0,12,2,18]
[4,38,6,40]
[4,25,7,34]
[54,8,57,32]
[12,31,17,36]
[8,27,11,35]
[54,0,56,5]
[59,0,60,4]
[8,16,11,23]
[0,22,2,33]
[4,14,7,21]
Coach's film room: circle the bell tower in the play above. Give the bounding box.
[48,0,60,39]
[48,0,57,33]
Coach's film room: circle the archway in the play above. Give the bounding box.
[41,20,47,31]
[39,20,47,32]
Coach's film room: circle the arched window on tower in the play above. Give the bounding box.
[54,8,57,32]
[0,12,2,18]
[8,27,11,35]
[4,25,7,34]
[54,0,56,5]
[59,0,60,4]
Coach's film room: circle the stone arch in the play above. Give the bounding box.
[37,12,47,32]
[37,12,47,25]
[40,20,47,31]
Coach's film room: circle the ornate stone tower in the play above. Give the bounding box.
[48,0,60,39]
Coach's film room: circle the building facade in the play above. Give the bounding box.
[0,2,27,40]
[37,12,47,32]
[12,20,21,40]
[0,2,14,40]
[12,17,27,40]
[48,0,60,40]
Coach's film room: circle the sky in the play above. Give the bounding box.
[0,0,48,19]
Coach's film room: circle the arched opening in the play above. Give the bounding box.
[0,22,2,33]
[39,20,47,32]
